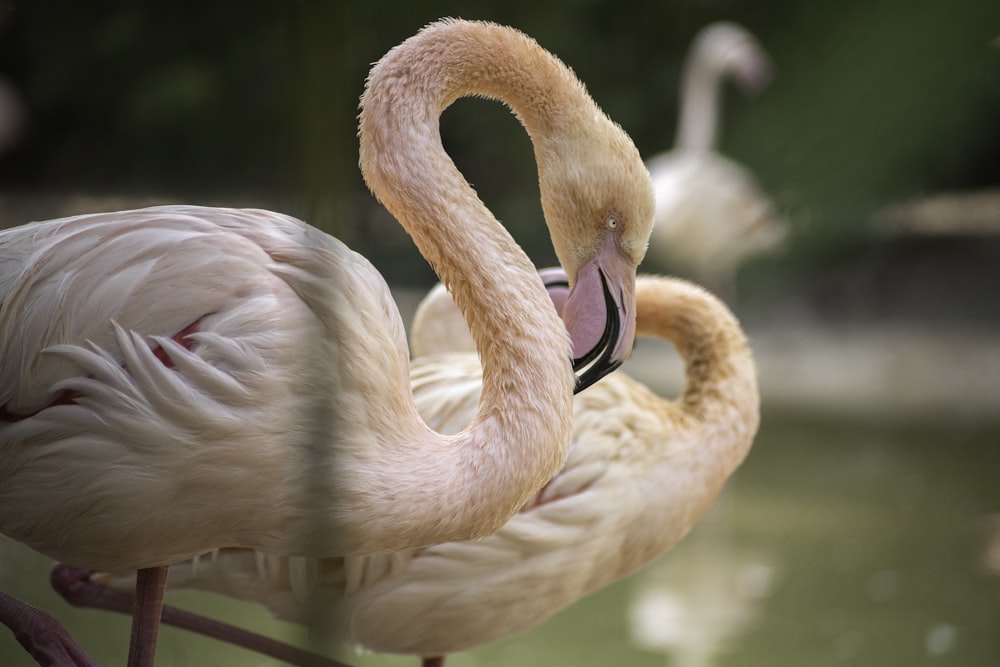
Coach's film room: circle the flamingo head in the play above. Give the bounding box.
[534,113,655,393]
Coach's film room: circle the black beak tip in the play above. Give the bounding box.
[572,358,622,394]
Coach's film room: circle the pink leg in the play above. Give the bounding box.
[51,564,350,667]
[126,567,167,667]
[0,591,99,666]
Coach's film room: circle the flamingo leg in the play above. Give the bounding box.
[51,564,167,666]
[50,564,350,667]
[126,566,168,667]
[0,591,99,667]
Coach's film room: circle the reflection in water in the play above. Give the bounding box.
[627,499,775,667]
[924,623,958,657]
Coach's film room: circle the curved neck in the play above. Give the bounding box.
[636,278,758,461]
[354,21,576,552]
[674,44,724,151]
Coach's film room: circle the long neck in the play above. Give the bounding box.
[637,278,759,470]
[354,21,576,553]
[674,42,724,151]
[593,277,758,579]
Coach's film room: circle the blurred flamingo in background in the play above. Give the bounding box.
[646,22,787,297]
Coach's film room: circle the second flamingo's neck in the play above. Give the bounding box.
[637,278,758,469]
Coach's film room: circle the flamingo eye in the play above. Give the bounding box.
[607,217,619,230]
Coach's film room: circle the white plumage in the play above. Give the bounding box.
[2,207,374,567]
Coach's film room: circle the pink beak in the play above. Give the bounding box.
[554,234,637,393]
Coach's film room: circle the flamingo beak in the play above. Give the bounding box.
[734,49,773,96]
[556,237,637,394]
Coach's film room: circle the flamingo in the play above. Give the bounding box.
[645,22,786,295]
[91,269,759,666]
[0,19,654,666]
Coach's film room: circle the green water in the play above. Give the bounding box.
[1,415,998,666]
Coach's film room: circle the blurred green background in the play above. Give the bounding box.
[1,0,998,280]
[1,1,999,666]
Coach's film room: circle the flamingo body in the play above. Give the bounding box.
[0,205,405,569]
[647,152,783,282]
[115,274,759,660]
